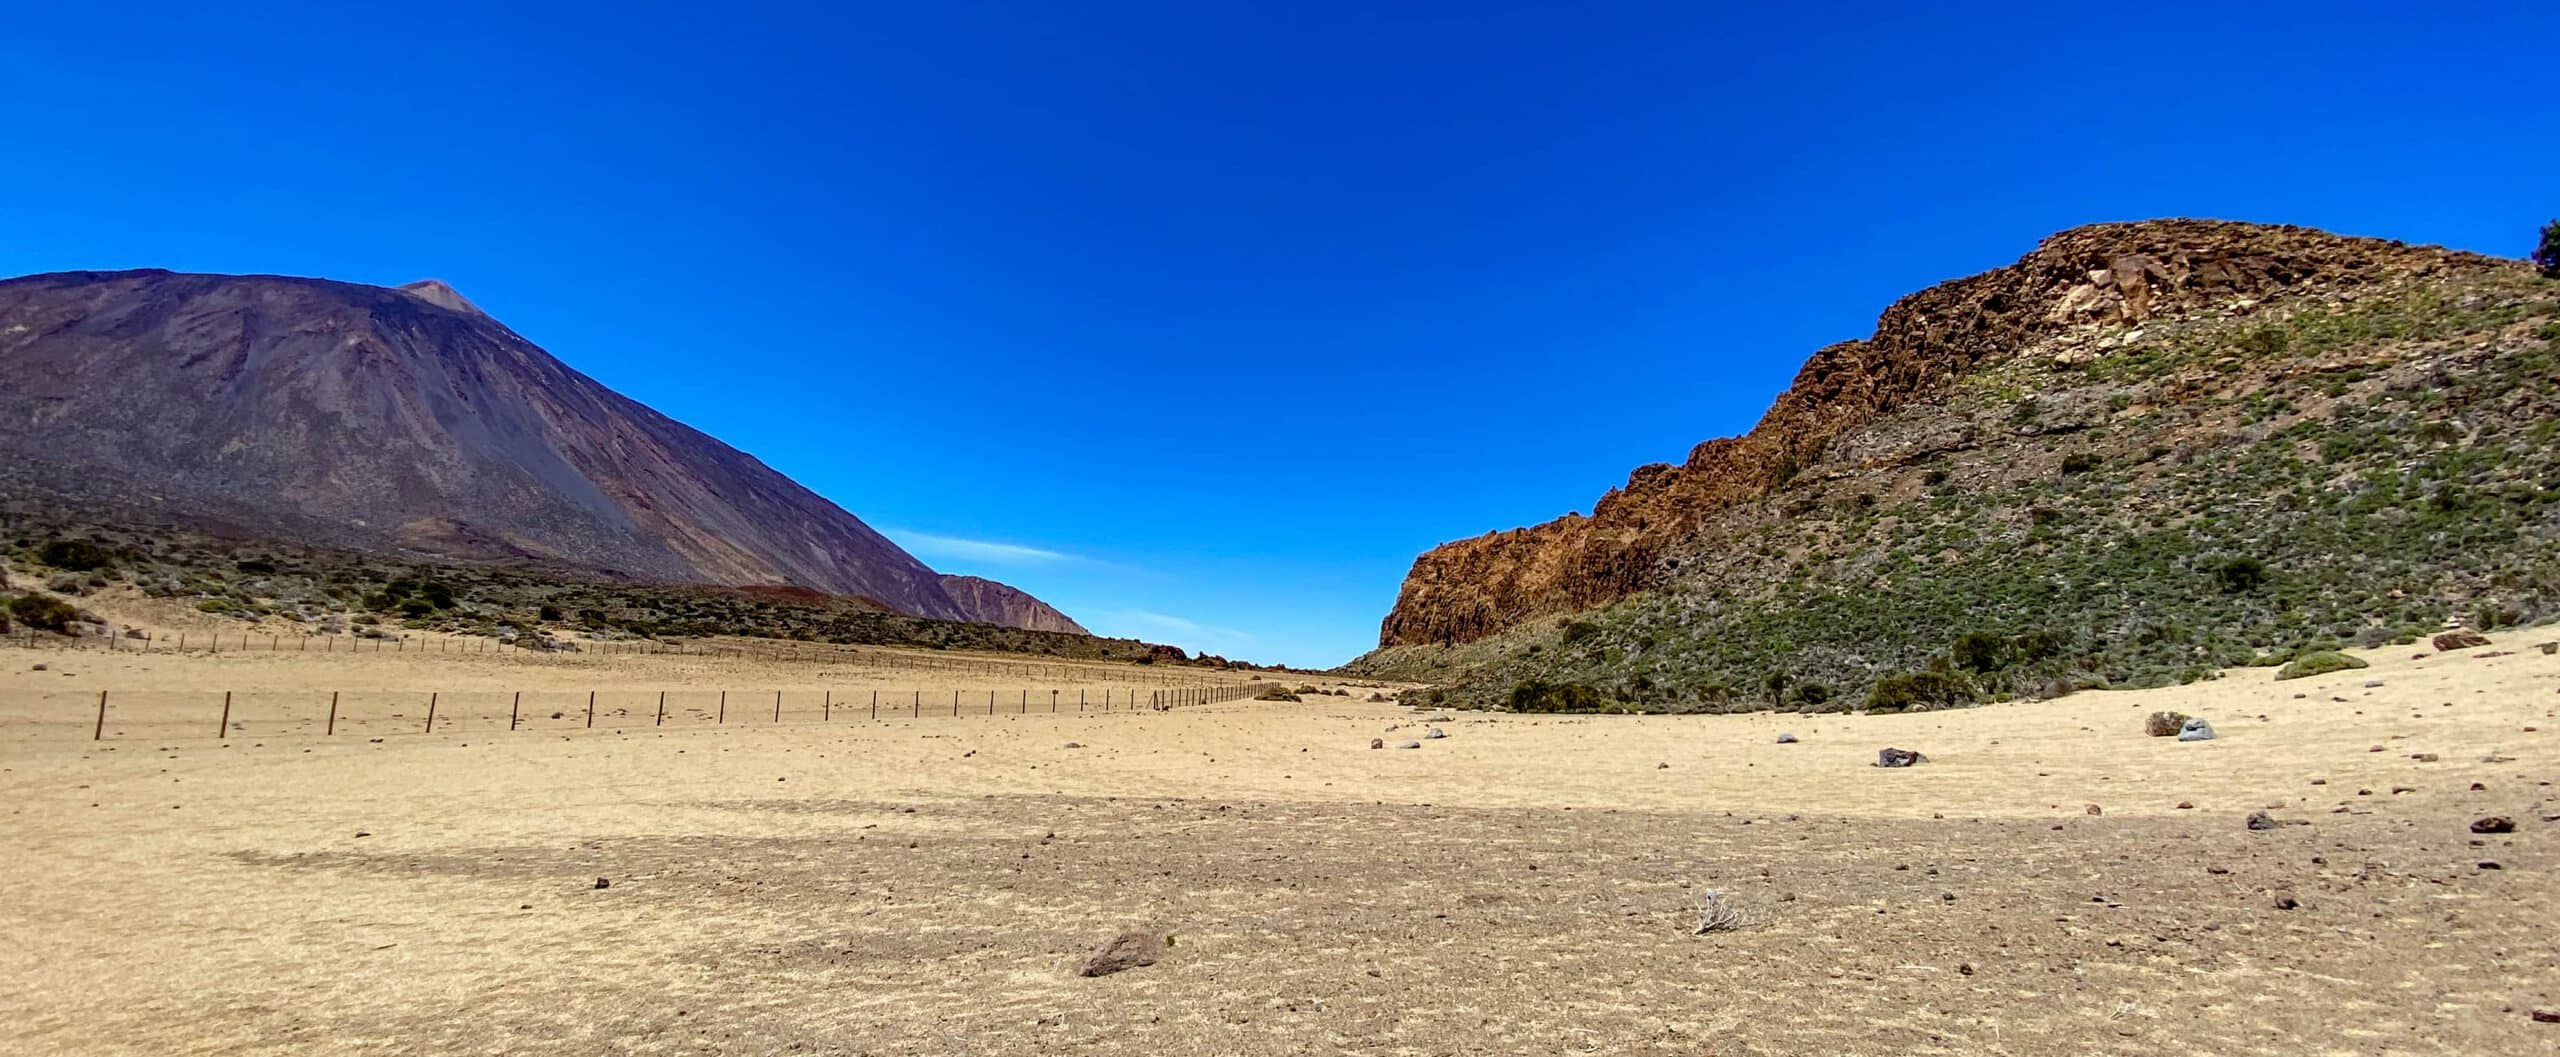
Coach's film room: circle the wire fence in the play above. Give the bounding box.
[0,627,1267,685]
[16,682,1284,743]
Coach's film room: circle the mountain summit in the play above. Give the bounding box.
[0,268,1076,630]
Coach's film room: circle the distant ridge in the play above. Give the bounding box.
[0,268,1084,632]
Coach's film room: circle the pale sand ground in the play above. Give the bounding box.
[0,631,2553,1055]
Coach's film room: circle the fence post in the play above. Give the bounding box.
[773,690,781,723]
[1051,689,1058,712]
[586,690,596,729]
[218,691,232,739]
[425,692,437,734]
[509,691,521,731]
[656,691,666,726]
[823,690,831,722]
[912,691,919,718]
[718,691,727,724]
[94,690,107,740]
[872,690,878,720]
[327,691,339,736]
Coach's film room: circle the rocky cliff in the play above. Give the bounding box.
[0,268,1082,632]
[939,574,1091,635]
[1378,220,2497,648]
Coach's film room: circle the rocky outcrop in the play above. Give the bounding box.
[1378,220,2495,647]
[939,574,1090,634]
[0,268,1077,630]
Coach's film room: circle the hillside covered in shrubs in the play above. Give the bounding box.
[1350,220,2560,712]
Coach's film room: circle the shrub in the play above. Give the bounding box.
[36,539,112,572]
[2275,650,2369,680]
[1866,670,1979,712]
[1790,681,1832,707]
[1254,687,1301,702]
[1509,679,1606,713]
[8,594,83,633]
[2060,453,2101,475]
[1949,631,2010,674]
[2536,219,2560,280]
[1559,619,1600,645]
[2213,556,2269,594]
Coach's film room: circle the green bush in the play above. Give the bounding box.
[1509,679,1606,713]
[1866,670,1980,712]
[1559,619,1600,645]
[36,539,112,572]
[2060,453,2101,475]
[2536,219,2560,280]
[2275,650,2369,680]
[2213,556,2269,594]
[8,594,83,633]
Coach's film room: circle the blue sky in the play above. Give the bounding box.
[6,3,2555,666]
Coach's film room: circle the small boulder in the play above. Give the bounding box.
[1075,930,1167,977]
[2432,630,2490,651]
[1397,740,1422,750]
[2469,816,2515,834]
[2177,718,2216,742]
[2535,642,2557,656]
[2145,711,2189,737]
[1876,747,1927,768]
[1370,738,1384,750]
[2245,811,2278,831]
[1422,727,1446,740]
[593,877,611,890]
[1775,732,1799,744]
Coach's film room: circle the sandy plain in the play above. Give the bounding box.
[0,629,2554,1056]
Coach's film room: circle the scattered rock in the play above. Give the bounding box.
[2245,811,2279,831]
[2176,801,2194,810]
[2533,1008,2560,1024]
[2144,711,2189,737]
[2410,753,2438,763]
[2271,893,2300,910]
[2177,718,2215,742]
[1370,738,1384,750]
[1062,742,1083,749]
[1074,930,1167,978]
[1422,727,1446,740]
[2470,816,2516,834]
[2431,630,2490,651]
[2085,804,2102,816]
[593,877,611,890]
[1876,748,1927,768]
[1775,732,1798,744]
[1397,740,1422,750]
[31,664,46,672]
[2535,642,2557,656]
[2478,861,2503,870]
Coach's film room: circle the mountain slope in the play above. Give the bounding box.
[938,574,1091,635]
[1353,220,2560,710]
[0,268,1074,630]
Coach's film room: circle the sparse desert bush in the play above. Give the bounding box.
[2537,219,2560,280]
[1256,686,1301,702]
[9,594,84,633]
[1865,670,1979,713]
[1508,679,1606,713]
[37,539,112,572]
[2275,650,2368,680]
[2212,556,2268,594]
[2060,453,2101,475]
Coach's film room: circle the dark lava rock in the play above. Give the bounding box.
[2245,811,2279,831]
[1075,930,1166,978]
[1876,748,1927,768]
[2470,816,2516,834]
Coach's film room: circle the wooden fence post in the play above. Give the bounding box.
[218,691,232,739]
[586,690,596,729]
[509,691,521,731]
[718,690,727,724]
[425,692,437,734]
[912,691,919,718]
[327,691,339,736]
[94,690,107,741]
[823,690,831,722]
[656,691,666,726]
[773,690,781,723]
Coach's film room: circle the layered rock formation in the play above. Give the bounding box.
[1378,220,2496,648]
[939,574,1090,634]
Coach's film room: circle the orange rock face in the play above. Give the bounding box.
[1377,219,2490,648]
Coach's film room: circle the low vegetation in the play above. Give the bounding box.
[1353,267,2560,712]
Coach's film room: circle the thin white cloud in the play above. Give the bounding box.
[885,528,1073,566]
[1097,608,1256,645]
